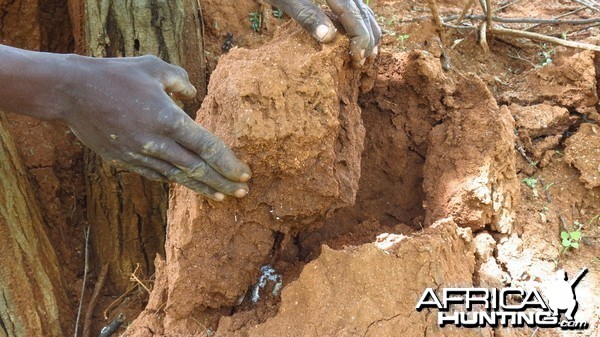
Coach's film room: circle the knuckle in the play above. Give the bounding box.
[140,141,160,155]
[188,161,208,178]
[172,65,190,81]
[166,167,182,178]
[157,109,187,136]
[141,54,162,64]
[201,136,226,161]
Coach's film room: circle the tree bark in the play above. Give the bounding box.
[0,113,70,337]
[74,0,206,292]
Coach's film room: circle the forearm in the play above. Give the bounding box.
[0,44,83,121]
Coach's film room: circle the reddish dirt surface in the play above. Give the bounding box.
[126,0,600,335]
[2,0,600,336]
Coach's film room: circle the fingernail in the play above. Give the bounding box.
[234,189,248,198]
[315,25,330,42]
[240,173,251,182]
[372,46,379,57]
[360,49,366,59]
[359,58,366,66]
[214,192,225,201]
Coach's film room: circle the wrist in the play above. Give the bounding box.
[0,45,90,122]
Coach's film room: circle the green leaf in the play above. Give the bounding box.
[561,231,569,240]
[571,242,579,249]
[523,177,537,188]
[570,231,582,240]
[562,238,571,247]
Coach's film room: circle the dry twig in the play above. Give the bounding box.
[440,0,600,53]
[83,263,109,337]
[480,21,490,52]
[426,0,452,69]
[444,14,600,25]
[74,226,90,337]
[455,0,475,25]
[573,0,600,12]
[130,263,152,294]
[524,6,588,31]
[102,283,138,320]
[491,26,600,51]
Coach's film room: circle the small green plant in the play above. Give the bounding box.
[536,43,555,68]
[560,228,582,254]
[560,220,584,254]
[249,11,262,33]
[393,33,409,51]
[272,7,283,19]
[522,177,538,189]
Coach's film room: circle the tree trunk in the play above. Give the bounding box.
[73,0,206,292]
[0,113,70,337]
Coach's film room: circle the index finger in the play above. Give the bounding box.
[267,0,337,42]
[327,0,376,66]
[172,119,251,182]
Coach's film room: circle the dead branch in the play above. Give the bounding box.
[74,226,90,337]
[130,263,152,294]
[440,0,600,53]
[480,21,490,53]
[426,0,446,40]
[485,0,493,27]
[524,6,588,31]
[491,26,600,51]
[83,264,109,337]
[455,0,475,25]
[443,14,600,25]
[426,0,452,69]
[572,0,600,12]
[102,284,137,320]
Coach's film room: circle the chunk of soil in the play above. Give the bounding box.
[565,123,600,189]
[126,23,367,335]
[217,220,482,337]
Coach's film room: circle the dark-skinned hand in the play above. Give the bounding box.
[266,0,381,67]
[0,46,250,201]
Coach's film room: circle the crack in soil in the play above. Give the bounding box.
[363,312,403,337]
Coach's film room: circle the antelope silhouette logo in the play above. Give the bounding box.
[543,268,588,321]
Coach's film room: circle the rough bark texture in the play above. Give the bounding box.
[0,113,71,337]
[79,0,206,292]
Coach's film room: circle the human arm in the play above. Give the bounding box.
[0,44,251,201]
[266,0,381,67]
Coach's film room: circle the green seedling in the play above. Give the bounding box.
[536,43,555,68]
[560,230,582,254]
[560,221,583,254]
[396,34,410,51]
[272,7,284,19]
[249,11,262,33]
[522,177,538,189]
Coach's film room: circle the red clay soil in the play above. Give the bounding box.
[127,0,600,335]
